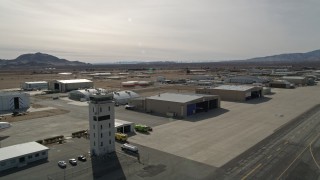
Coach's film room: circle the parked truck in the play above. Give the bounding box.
[121,143,138,153]
[134,124,152,132]
[115,132,128,142]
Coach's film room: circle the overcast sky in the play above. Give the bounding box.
[0,0,319,63]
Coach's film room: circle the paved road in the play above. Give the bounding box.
[221,104,320,179]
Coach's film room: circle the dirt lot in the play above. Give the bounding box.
[0,109,70,123]
[0,69,204,90]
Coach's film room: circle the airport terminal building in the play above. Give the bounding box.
[196,85,263,102]
[130,93,220,118]
[0,142,49,172]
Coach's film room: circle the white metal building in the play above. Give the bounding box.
[48,79,93,92]
[115,119,135,133]
[281,76,308,85]
[0,142,49,172]
[0,92,30,113]
[68,88,108,101]
[113,91,140,105]
[21,81,48,91]
[225,76,269,84]
[88,94,115,156]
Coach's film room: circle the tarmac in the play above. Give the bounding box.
[129,85,320,167]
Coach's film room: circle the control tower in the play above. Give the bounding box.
[88,94,115,156]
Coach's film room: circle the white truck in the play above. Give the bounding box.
[121,143,138,153]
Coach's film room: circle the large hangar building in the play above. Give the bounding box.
[196,85,263,102]
[0,92,30,113]
[48,79,93,92]
[130,93,220,118]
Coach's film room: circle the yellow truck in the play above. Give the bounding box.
[115,132,128,142]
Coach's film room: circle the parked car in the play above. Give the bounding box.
[78,155,86,162]
[58,161,67,168]
[69,158,77,166]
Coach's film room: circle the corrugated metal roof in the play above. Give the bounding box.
[24,81,47,84]
[0,142,49,161]
[57,79,92,83]
[147,93,216,103]
[282,76,306,80]
[213,85,255,91]
[115,119,134,127]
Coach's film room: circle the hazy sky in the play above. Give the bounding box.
[0,0,319,63]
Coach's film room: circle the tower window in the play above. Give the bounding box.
[93,107,94,112]
[101,125,102,129]
[93,133,95,138]
[101,142,103,146]
[109,131,111,136]
[109,140,111,144]
[100,107,102,112]
[108,106,110,111]
[109,123,111,128]
[101,133,103,138]
[94,141,95,146]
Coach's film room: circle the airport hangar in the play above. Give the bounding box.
[48,79,93,93]
[0,92,30,113]
[196,85,263,102]
[130,93,220,118]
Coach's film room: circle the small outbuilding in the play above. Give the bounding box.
[115,119,135,133]
[0,92,30,113]
[196,85,263,102]
[0,142,49,172]
[21,81,48,91]
[130,93,220,118]
[48,79,93,92]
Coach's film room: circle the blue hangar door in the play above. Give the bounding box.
[187,104,196,116]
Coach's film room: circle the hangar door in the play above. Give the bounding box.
[208,99,218,109]
[187,104,196,116]
[195,101,209,113]
[117,125,132,133]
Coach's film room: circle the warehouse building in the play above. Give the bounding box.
[129,93,220,118]
[21,81,48,91]
[269,80,294,89]
[281,76,308,86]
[115,119,135,133]
[0,92,30,113]
[196,85,263,102]
[0,142,49,172]
[48,79,93,92]
[224,76,269,84]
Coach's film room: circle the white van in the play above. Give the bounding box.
[121,143,138,153]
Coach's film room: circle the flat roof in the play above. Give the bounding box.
[212,85,256,91]
[147,93,217,103]
[57,79,92,84]
[115,119,134,127]
[282,76,306,80]
[24,81,48,84]
[0,142,49,161]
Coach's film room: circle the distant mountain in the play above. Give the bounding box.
[0,52,91,68]
[240,49,320,63]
